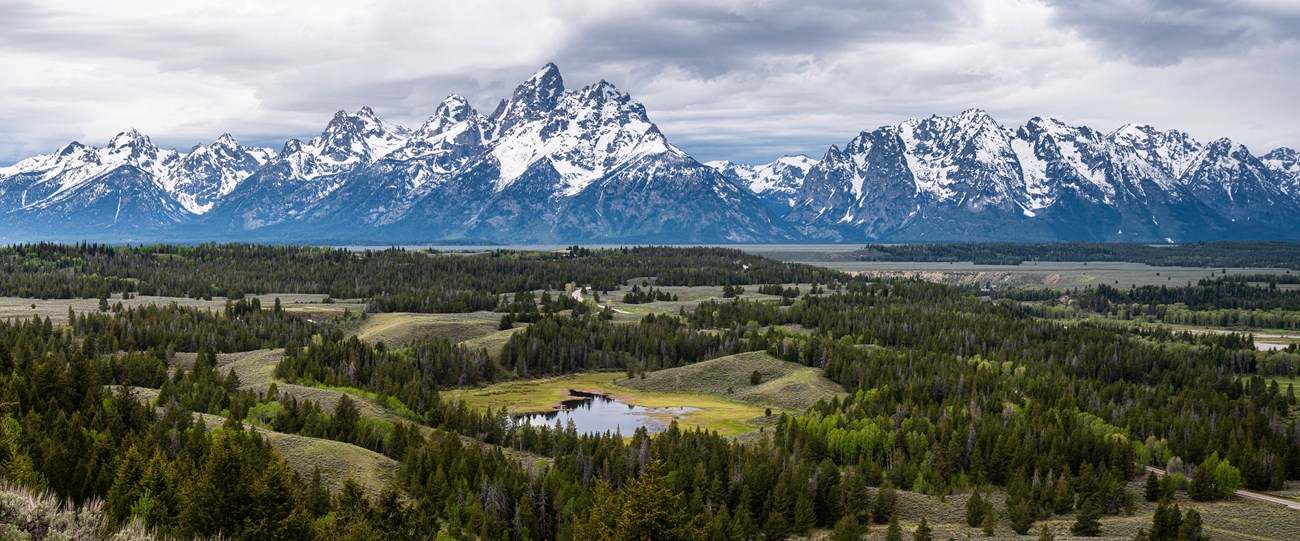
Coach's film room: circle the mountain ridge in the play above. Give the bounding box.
[2,65,1297,243]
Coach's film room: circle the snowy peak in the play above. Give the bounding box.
[897,109,1022,204]
[169,134,276,214]
[274,107,412,180]
[708,155,817,209]
[386,94,490,170]
[488,71,677,196]
[490,63,565,137]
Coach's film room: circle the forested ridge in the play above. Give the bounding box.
[0,243,839,310]
[0,246,1295,540]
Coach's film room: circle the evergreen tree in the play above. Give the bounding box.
[1008,498,1034,534]
[912,516,933,541]
[615,460,705,541]
[1038,525,1055,541]
[884,513,903,541]
[1071,499,1102,537]
[792,490,816,534]
[873,481,897,524]
[965,489,987,527]
[1189,466,1217,501]
[762,511,788,541]
[1177,509,1204,541]
[1150,501,1181,541]
[305,466,331,517]
[829,513,864,541]
[1052,472,1076,514]
[730,504,757,541]
[842,467,871,519]
[1144,473,1162,502]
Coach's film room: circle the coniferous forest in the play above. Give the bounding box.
[0,244,1296,540]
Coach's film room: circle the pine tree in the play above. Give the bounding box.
[730,504,757,541]
[884,513,903,541]
[1071,498,1102,537]
[829,513,864,541]
[305,466,332,517]
[873,481,897,524]
[709,505,731,541]
[1150,501,1181,541]
[912,516,933,541]
[842,467,871,519]
[1188,466,1217,501]
[1144,473,1162,502]
[1178,509,1204,541]
[615,460,705,541]
[1008,498,1034,534]
[762,511,788,541]
[1038,525,1055,541]
[792,491,816,534]
[966,489,986,527]
[1052,472,1076,514]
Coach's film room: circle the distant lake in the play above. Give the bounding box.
[514,391,697,436]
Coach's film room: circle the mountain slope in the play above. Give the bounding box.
[2,65,1297,243]
[789,110,1300,242]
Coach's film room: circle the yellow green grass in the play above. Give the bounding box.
[445,372,773,436]
[1264,375,1300,388]
[616,351,846,410]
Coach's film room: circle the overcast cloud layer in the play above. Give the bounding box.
[1,0,1297,165]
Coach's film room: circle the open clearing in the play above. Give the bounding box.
[875,481,1300,541]
[0,293,362,325]
[616,351,846,410]
[355,311,504,346]
[445,372,773,437]
[193,411,398,496]
[170,348,549,471]
[813,261,1293,290]
[118,386,397,495]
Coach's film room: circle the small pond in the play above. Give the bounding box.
[514,391,698,436]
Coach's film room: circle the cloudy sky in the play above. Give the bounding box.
[2,0,1298,165]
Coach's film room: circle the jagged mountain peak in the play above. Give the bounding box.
[281,139,304,155]
[214,133,241,148]
[435,94,474,122]
[490,64,567,137]
[486,68,676,196]
[108,127,150,148]
[168,133,275,214]
[269,106,414,179]
[3,65,1298,244]
[707,154,818,211]
[385,94,490,168]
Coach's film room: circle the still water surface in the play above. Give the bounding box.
[515,391,697,436]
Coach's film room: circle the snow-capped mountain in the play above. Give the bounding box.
[193,63,791,242]
[707,155,817,212]
[0,129,187,235]
[169,134,275,214]
[2,66,1298,243]
[789,109,1300,242]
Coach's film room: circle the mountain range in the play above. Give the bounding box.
[3,63,1298,244]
